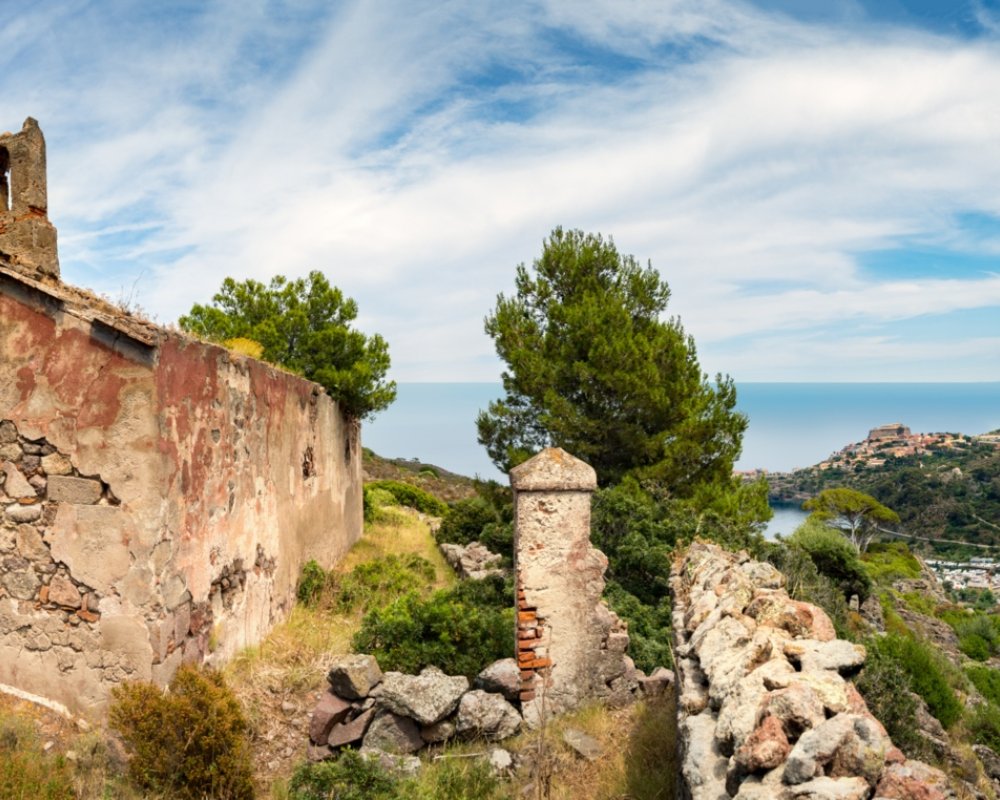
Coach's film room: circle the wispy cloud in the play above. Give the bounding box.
[4,0,1000,381]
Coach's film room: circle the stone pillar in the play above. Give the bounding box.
[511,448,633,723]
[0,118,60,281]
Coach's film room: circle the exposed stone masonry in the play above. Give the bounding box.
[1,419,111,628]
[511,448,640,721]
[0,118,59,280]
[515,581,548,704]
[671,541,953,800]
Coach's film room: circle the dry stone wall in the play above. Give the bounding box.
[671,541,953,800]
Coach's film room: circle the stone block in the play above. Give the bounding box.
[5,502,41,524]
[327,707,376,747]
[374,667,468,725]
[362,711,423,754]
[3,463,36,498]
[309,691,352,744]
[327,653,383,700]
[48,574,82,609]
[40,452,73,476]
[47,476,102,504]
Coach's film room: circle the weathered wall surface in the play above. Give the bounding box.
[511,448,638,723]
[0,271,362,717]
[671,541,952,800]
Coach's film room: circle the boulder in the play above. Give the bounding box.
[420,718,456,744]
[327,707,376,748]
[374,667,468,725]
[875,760,951,800]
[783,640,866,674]
[562,728,602,761]
[783,714,889,787]
[308,691,352,744]
[680,712,729,800]
[361,711,424,755]
[974,744,1000,781]
[786,775,870,800]
[455,690,522,741]
[734,715,790,772]
[327,654,383,700]
[475,658,520,703]
[759,684,826,740]
[638,666,675,697]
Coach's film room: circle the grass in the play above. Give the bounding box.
[227,510,455,695]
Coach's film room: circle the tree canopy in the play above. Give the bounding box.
[476,227,747,490]
[804,487,900,553]
[179,271,396,420]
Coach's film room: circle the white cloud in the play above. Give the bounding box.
[5,0,1000,382]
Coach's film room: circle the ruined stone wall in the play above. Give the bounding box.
[0,273,362,718]
[0,118,59,280]
[671,541,951,800]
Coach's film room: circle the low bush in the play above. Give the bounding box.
[353,575,514,678]
[437,497,501,547]
[335,553,436,613]
[0,709,76,800]
[855,636,930,758]
[967,665,1000,706]
[862,542,922,583]
[860,633,962,729]
[788,519,872,601]
[604,581,673,672]
[954,614,1000,662]
[297,559,328,606]
[288,751,403,800]
[363,485,400,524]
[968,701,1000,752]
[366,480,448,517]
[109,665,255,800]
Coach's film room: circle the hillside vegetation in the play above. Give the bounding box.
[771,437,1000,555]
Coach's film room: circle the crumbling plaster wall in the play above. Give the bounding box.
[0,276,362,718]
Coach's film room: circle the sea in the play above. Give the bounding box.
[363,382,1000,539]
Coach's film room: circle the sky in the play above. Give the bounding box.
[4,0,1000,383]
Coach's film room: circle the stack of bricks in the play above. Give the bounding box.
[516,579,550,703]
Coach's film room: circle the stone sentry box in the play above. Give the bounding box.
[511,448,635,723]
[0,118,363,720]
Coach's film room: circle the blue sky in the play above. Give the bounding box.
[4,0,1000,382]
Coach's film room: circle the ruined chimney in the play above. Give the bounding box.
[0,118,60,281]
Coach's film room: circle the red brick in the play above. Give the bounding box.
[518,610,537,622]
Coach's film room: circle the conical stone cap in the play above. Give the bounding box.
[509,447,597,492]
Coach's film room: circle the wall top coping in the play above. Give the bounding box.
[509,447,597,492]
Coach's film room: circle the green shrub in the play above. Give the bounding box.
[335,554,436,613]
[364,485,399,524]
[855,636,929,758]
[297,559,328,606]
[861,633,963,729]
[0,710,76,800]
[788,519,872,600]
[288,751,403,800]
[437,497,501,547]
[967,665,1000,705]
[862,542,922,583]
[366,480,448,516]
[604,581,673,672]
[968,702,1000,751]
[353,575,514,678]
[954,614,1000,661]
[899,591,937,617]
[109,665,255,800]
